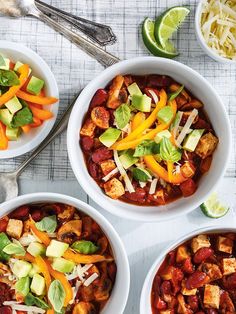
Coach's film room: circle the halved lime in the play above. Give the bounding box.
[142,18,179,59]
[200,193,229,218]
[155,6,190,48]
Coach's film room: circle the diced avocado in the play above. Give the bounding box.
[0,109,13,127]
[132,94,152,112]
[133,167,152,182]
[29,263,40,278]
[183,129,205,152]
[46,240,69,258]
[26,76,44,95]
[0,58,10,70]
[99,128,121,148]
[5,96,22,114]
[155,130,171,143]
[127,83,142,96]
[15,276,30,296]
[119,149,138,169]
[27,242,46,257]
[30,274,45,296]
[12,260,32,278]
[157,106,174,124]
[14,61,32,76]
[52,257,75,273]
[6,126,21,141]
[0,233,11,261]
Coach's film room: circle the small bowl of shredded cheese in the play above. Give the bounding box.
[195,0,236,62]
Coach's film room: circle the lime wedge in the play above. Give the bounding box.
[142,18,179,59]
[200,193,229,219]
[155,6,190,48]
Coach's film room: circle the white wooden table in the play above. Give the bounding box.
[1,0,236,313]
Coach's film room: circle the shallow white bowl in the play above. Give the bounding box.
[0,192,130,314]
[0,41,59,158]
[140,226,236,314]
[195,1,236,63]
[67,56,231,222]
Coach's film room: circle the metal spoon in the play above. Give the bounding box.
[0,0,119,68]
[35,0,116,46]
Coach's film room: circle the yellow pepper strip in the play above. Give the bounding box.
[15,252,35,263]
[0,64,29,107]
[46,310,54,314]
[63,249,112,264]
[35,256,51,292]
[131,112,146,131]
[144,155,187,184]
[112,89,167,149]
[29,219,51,246]
[45,260,73,306]
[16,90,58,105]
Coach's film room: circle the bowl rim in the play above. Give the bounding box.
[140,225,236,314]
[0,40,59,159]
[195,1,236,64]
[0,192,130,314]
[67,56,232,222]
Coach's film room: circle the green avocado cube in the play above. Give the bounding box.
[155,130,171,143]
[127,83,142,96]
[12,260,32,278]
[29,263,40,278]
[157,106,174,124]
[52,257,75,273]
[6,126,21,141]
[183,129,205,152]
[99,128,121,147]
[27,76,44,95]
[0,109,13,127]
[31,274,45,296]
[5,96,22,114]
[132,94,152,112]
[0,58,10,70]
[27,242,46,257]
[119,149,138,169]
[46,240,69,258]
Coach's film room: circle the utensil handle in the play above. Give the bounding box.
[14,95,79,177]
[35,0,116,46]
[30,9,119,68]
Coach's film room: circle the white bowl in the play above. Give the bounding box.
[67,56,231,222]
[195,1,236,63]
[140,226,236,314]
[0,192,130,314]
[0,41,59,158]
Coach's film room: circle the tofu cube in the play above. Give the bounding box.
[100,159,116,176]
[196,132,218,159]
[6,219,23,239]
[182,280,197,296]
[180,162,196,178]
[218,236,233,254]
[203,263,222,282]
[80,118,96,137]
[104,178,125,199]
[222,258,236,275]
[176,245,190,263]
[191,234,211,253]
[204,284,220,309]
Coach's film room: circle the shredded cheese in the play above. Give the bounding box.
[84,273,99,287]
[3,303,45,313]
[76,264,93,282]
[149,178,158,195]
[147,89,159,104]
[113,150,135,193]
[102,167,119,182]
[175,109,198,147]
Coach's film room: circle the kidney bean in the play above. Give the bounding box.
[0,217,8,232]
[200,156,212,173]
[90,89,108,108]
[0,307,12,314]
[124,188,146,204]
[168,250,176,266]
[206,310,218,314]
[225,273,236,289]
[154,297,167,310]
[193,247,213,264]
[186,271,208,290]
[182,257,194,274]
[187,295,199,311]
[31,209,44,222]
[172,268,184,294]
[194,118,211,130]
[152,274,162,295]
[161,281,172,295]
[0,283,14,304]
[180,179,197,197]
[131,75,147,90]
[91,147,113,164]
[107,262,117,283]
[81,136,94,151]
[147,75,173,88]
[10,205,29,220]
[88,161,99,180]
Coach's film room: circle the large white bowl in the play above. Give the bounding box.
[0,193,130,314]
[140,226,236,314]
[0,41,59,158]
[67,56,231,222]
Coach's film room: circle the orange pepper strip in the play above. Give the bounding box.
[29,219,51,246]
[21,125,31,134]
[30,117,42,128]
[15,252,35,263]
[16,90,58,105]
[46,309,54,314]
[63,249,109,264]
[45,260,73,306]
[0,64,29,107]
[131,112,146,131]
[35,256,51,292]
[28,104,53,120]
[0,122,8,150]
[112,89,167,148]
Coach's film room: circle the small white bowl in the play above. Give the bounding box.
[67,56,231,222]
[140,226,236,314]
[0,192,130,314]
[195,1,236,63]
[0,41,59,159]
